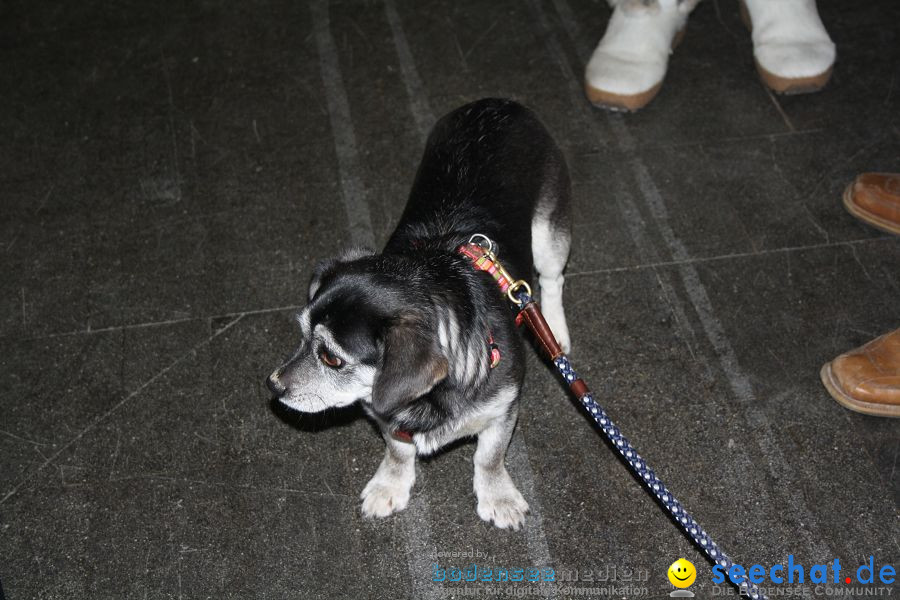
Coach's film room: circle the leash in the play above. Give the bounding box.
[459,234,769,600]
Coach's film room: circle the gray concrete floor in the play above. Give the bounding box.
[1,0,898,598]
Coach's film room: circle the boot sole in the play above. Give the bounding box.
[585,80,664,112]
[739,0,832,95]
[820,363,900,418]
[585,27,686,112]
[755,61,832,95]
[842,180,900,236]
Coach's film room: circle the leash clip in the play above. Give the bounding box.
[463,233,521,296]
[506,280,532,305]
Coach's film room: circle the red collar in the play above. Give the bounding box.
[457,242,513,293]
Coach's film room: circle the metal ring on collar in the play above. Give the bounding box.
[507,279,531,305]
[467,233,494,254]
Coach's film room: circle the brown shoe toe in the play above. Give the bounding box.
[821,328,900,417]
[843,173,900,236]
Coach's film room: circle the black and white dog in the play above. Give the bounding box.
[267,98,571,529]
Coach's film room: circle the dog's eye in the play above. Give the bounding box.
[319,350,343,369]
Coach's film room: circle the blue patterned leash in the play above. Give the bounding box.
[460,234,769,600]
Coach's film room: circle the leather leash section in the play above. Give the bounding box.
[514,302,591,402]
[516,302,589,398]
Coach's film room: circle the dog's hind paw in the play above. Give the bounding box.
[475,484,530,530]
[545,325,571,355]
[360,475,412,518]
[541,304,571,355]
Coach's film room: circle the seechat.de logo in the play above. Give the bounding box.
[711,555,896,586]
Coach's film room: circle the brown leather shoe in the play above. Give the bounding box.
[820,328,900,417]
[843,173,900,236]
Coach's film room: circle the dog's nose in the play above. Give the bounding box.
[266,370,286,396]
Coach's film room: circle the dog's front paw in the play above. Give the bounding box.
[477,492,529,530]
[360,472,413,518]
[474,472,529,530]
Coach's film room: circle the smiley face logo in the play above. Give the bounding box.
[668,558,696,588]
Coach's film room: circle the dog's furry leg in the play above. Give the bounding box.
[473,387,529,529]
[361,433,416,518]
[532,206,572,354]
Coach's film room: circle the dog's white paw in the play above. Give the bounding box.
[544,310,571,354]
[477,488,529,530]
[360,472,413,518]
[537,274,572,355]
[554,326,572,355]
[474,473,529,530]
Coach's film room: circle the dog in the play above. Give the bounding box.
[267,98,571,530]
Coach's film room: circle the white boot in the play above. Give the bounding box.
[584,0,698,112]
[740,0,835,94]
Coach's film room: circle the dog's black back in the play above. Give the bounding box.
[385,98,567,281]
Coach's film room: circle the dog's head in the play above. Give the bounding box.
[267,249,449,418]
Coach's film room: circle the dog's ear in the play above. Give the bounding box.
[308,247,374,301]
[371,316,448,417]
